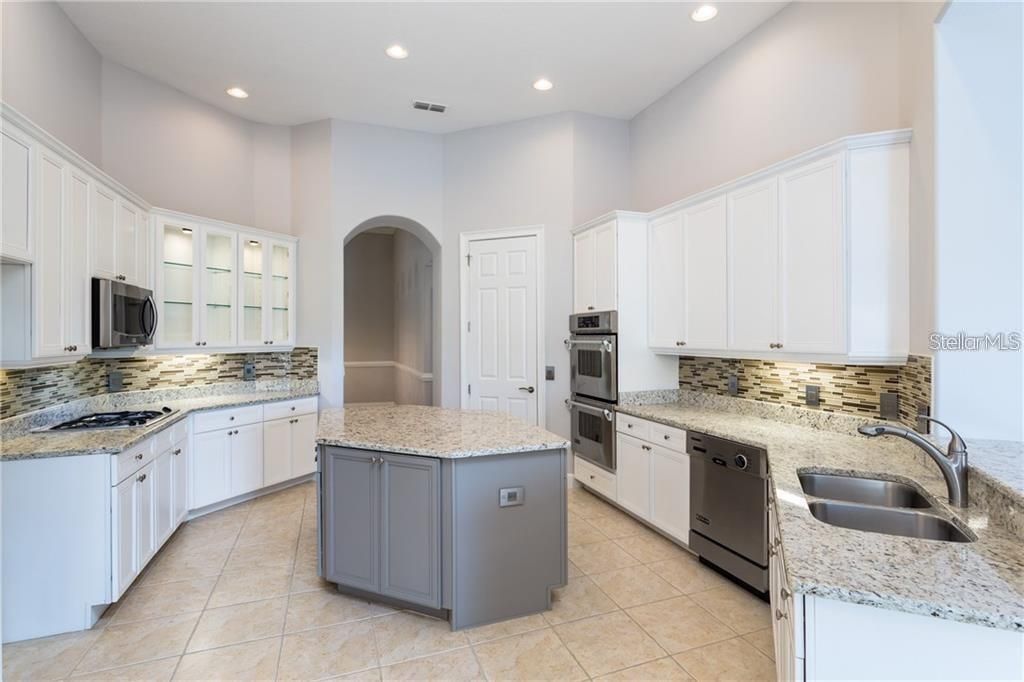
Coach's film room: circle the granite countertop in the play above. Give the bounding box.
[1,383,319,461]
[317,405,570,458]
[617,401,1024,633]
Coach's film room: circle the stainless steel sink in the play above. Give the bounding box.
[798,472,933,509]
[807,500,974,543]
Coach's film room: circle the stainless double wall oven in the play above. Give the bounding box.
[567,311,618,472]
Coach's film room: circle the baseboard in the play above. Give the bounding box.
[186,474,315,520]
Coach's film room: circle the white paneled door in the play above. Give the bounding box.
[464,234,539,425]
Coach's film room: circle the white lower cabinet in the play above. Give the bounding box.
[769,496,801,681]
[191,398,318,510]
[153,450,175,547]
[577,415,690,545]
[191,428,231,509]
[262,399,317,489]
[172,440,189,526]
[616,434,652,519]
[113,473,138,598]
[229,423,264,497]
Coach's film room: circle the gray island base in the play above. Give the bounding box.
[315,406,570,630]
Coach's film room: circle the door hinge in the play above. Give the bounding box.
[467,321,471,333]
[466,253,471,267]
[468,384,472,395]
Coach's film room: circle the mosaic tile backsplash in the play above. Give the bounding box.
[0,347,318,419]
[677,354,932,429]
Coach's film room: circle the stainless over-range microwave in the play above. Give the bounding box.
[92,278,158,349]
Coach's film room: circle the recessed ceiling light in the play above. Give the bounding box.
[225,87,249,99]
[533,78,554,92]
[691,4,718,22]
[385,44,409,60]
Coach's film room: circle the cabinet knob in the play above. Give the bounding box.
[627,423,633,429]
[173,448,182,455]
[587,306,595,311]
[135,453,143,460]
[780,587,791,601]
[675,341,686,347]
[777,343,783,349]
[589,475,595,480]
[641,444,652,452]
[291,406,296,411]
[137,473,146,482]
[776,608,787,621]
[201,341,207,346]
[229,416,235,421]
[195,342,201,346]
[71,345,77,351]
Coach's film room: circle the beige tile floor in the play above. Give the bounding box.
[3,483,776,681]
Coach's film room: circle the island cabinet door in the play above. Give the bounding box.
[323,447,380,593]
[379,454,441,608]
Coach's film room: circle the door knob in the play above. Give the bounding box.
[518,386,536,393]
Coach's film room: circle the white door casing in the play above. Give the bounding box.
[461,229,542,426]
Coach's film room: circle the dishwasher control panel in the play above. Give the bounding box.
[686,431,768,478]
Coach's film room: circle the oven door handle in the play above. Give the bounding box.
[565,399,614,422]
[564,338,614,353]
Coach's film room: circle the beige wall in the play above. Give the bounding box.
[393,229,434,405]
[343,232,396,404]
[1,1,102,164]
[629,1,940,353]
[101,61,292,231]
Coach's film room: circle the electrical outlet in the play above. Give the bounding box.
[546,366,555,381]
[727,375,739,396]
[880,392,900,420]
[916,405,931,433]
[107,370,124,393]
[499,487,524,507]
[805,385,820,407]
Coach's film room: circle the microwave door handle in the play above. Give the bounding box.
[142,296,158,339]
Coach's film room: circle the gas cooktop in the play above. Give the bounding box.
[41,407,178,432]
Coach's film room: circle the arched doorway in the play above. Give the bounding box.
[343,216,441,406]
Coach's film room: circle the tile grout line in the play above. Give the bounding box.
[273,485,314,680]
[172,497,256,679]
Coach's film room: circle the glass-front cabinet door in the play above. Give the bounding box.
[158,220,199,348]
[269,241,295,346]
[240,236,266,346]
[201,229,237,347]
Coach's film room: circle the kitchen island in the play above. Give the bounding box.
[316,405,570,630]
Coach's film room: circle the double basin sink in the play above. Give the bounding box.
[798,472,974,543]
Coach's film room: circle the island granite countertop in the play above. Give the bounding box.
[1,381,319,461]
[616,399,1024,633]
[317,405,569,458]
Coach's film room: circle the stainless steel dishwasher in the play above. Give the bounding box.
[687,431,769,594]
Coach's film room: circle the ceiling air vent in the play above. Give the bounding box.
[412,99,447,113]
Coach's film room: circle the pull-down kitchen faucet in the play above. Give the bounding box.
[858,417,969,508]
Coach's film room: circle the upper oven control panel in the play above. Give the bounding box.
[570,310,617,334]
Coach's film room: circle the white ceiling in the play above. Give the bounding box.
[61,2,787,134]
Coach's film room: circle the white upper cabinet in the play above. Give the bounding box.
[65,170,92,355]
[91,184,118,280]
[33,149,67,359]
[647,211,685,350]
[778,154,845,355]
[645,131,910,365]
[1,126,33,262]
[573,219,616,313]
[728,179,779,352]
[681,198,728,351]
[156,210,296,352]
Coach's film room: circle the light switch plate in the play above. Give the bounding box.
[499,487,524,507]
[546,366,555,381]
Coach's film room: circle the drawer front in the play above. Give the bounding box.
[574,456,617,501]
[649,422,686,454]
[263,396,318,422]
[192,405,263,434]
[114,437,155,484]
[615,413,650,440]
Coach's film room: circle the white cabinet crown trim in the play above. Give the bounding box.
[645,129,912,221]
[1,104,149,211]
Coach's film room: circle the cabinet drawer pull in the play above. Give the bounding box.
[641,444,652,451]
[137,473,147,483]
[587,306,595,311]
[675,340,686,346]
[663,434,670,440]
[776,608,786,621]
[626,423,633,429]
[134,453,144,460]
[173,448,182,455]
